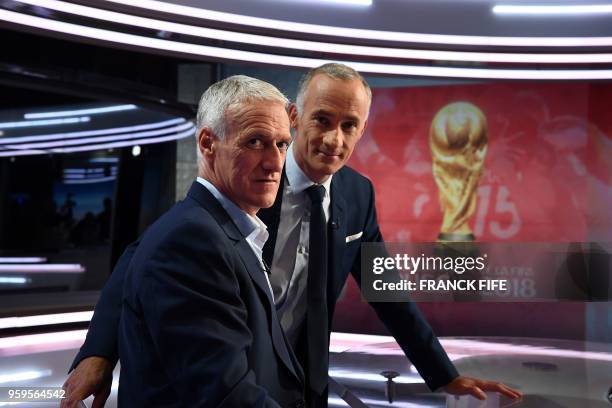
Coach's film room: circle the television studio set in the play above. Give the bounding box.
[0,0,610,407]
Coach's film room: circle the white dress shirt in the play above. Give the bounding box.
[196,177,274,298]
[269,144,332,348]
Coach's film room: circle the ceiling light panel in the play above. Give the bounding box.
[2,9,612,80]
[12,0,612,64]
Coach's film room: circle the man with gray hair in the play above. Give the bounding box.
[90,75,303,406]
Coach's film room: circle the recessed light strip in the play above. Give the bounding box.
[0,116,90,130]
[0,264,85,273]
[0,118,185,144]
[63,175,116,184]
[0,311,93,329]
[100,0,612,47]
[0,126,195,157]
[2,9,612,80]
[4,121,193,150]
[493,4,612,15]
[50,127,195,153]
[0,257,47,263]
[14,0,612,63]
[24,104,137,119]
[0,276,30,284]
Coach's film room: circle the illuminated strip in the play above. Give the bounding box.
[0,264,85,273]
[48,126,195,153]
[14,0,612,63]
[440,338,612,363]
[328,369,424,384]
[0,329,87,357]
[494,4,612,15]
[4,121,193,149]
[101,0,612,47]
[63,175,116,184]
[0,370,52,384]
[0,311,93,330]
[0,277,29,284]
[2,10,612,80]
[330,332,612,363]
[0,149,45,157]
[0,116,89,129]
[89,158,119,163]
[0,118,185,144]
[0,125,197,157]
[287,0,372,5]
[0,257,47,263]
[24,104,137,119]
[64,168,101,174]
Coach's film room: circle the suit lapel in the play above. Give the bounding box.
[187,181,304,386]
[329,175,347,318]
[233,239,303,385]
[259,167,285,267]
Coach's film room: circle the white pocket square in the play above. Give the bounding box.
[345,231,363,243]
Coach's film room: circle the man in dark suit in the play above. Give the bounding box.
[66,75,305,407]
[63,65,520,408]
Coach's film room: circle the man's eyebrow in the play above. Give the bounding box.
[311,109,331,117]
[311,109,361,123]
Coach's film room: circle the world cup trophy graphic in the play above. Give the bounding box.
[430,101,488,242]
[430,102,488,300]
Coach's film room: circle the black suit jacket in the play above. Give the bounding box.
[260,166,458,394]
[72,169,456,401]
[115,182,304,407]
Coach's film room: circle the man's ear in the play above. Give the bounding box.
[360,119,369,137]
[288,103,299,129]
[198,127,216,157]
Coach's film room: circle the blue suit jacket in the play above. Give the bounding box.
[115,182,304,407]
[72,168,457,399]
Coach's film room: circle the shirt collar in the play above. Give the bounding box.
[285,143,333,195]
[196,177,268,244]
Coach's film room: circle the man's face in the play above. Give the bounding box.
[202,101,291,215]
[291,75,369,183]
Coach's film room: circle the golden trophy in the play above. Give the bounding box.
[430,102,488,242]
[430,102,488,300]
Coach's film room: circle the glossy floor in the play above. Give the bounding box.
[0,330,610,407]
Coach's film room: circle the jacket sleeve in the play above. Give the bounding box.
[68,242,138,372]
[350,179,459,391]
[132,223,282,407]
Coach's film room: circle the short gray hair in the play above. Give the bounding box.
[196,75,289,140]
[295,63,372,116]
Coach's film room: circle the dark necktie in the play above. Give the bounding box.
[305,184,329,395]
